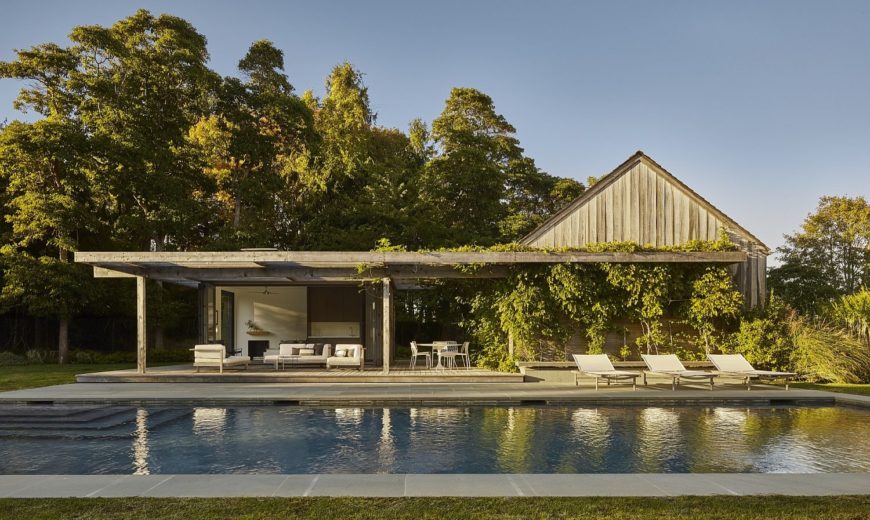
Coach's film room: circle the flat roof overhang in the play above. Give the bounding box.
[74,250,748,287]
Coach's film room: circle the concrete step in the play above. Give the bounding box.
[0,408,191,439]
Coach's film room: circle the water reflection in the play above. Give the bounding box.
[377,408,396,468]
[2,405,869,475]
[334,408,364,426]
[637,408,682,471]
[132,408,149,475]
[192,408,227,436]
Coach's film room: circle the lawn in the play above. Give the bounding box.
[0,497,868,520]
[0,364,141,392]
[789,383,870,396]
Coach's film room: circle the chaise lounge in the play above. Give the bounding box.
[192,344,250,373]
[708,354,797,390]
[641,354,717,391]
[572,354,641,390]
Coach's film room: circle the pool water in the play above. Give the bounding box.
[0,405,868,474]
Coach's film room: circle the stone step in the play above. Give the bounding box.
[0,406,135,424]
[0,408,191,439]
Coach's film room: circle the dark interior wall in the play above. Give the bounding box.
[307,285,366,348]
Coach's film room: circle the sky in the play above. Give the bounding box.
[1,0,869,254]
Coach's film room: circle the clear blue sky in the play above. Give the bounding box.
[2,1,869,253]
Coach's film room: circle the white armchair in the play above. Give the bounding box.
[192,344,250,373]
[326,344,365,371]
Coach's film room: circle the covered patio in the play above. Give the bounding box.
[74,249,747,380]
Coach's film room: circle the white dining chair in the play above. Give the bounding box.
[455,341,471,370]
[436,342,460,369]
[410,341,431,370]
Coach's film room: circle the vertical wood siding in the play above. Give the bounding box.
[527,162,728,248]
[525,159,767,307]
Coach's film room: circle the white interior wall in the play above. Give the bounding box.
[217,286,308,356]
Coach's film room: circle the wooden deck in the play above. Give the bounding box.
[75,363,525,384]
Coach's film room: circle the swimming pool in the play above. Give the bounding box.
[0,404,868,474]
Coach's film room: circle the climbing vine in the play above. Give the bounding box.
[453,233,744,371]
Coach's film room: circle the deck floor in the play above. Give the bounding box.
[75,363,524,384]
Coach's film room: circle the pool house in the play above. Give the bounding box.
[73,152,768,381]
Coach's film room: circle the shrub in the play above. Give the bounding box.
[830,288,870,344]
[789,318,870,383]
[727,296,793,371]
[66,348,192,364]
[0,351,27,366]
[24,349,57,364]
[729,316,793,371]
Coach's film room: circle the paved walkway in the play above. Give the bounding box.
[1,473,868,497]
[1,381,867,408]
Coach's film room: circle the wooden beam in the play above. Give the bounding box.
[93,266,135,278]
[87,265,512,283]
[136,276,147,374]
[382,277,392,374]
[76,250,749,269]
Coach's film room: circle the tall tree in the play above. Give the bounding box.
[188,40,315,249]
[299,63,379,249]
[66,9,218,251]
[769,196,870,313]
[420,87,583,246]
[0,38,100,361]
[0,120,98,362]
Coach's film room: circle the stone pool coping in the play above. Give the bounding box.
[1,382,868,409]
[1,473,869,497]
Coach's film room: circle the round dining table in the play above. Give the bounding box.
[415,342,458,369]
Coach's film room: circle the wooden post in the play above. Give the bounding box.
[508,332,515,358]
[136,276,147,374]
[382,277,391,374]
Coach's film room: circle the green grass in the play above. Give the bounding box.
[0,497,867,520]
[789,383,870,396]
[0,364,142,392]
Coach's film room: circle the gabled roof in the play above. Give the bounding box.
[521,151,769,252]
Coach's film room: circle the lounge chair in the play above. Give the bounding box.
[192,344,250,373]
[708,354,797,390]
[572,354,641,390]
[641,354,717,391]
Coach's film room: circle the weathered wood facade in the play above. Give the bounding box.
[521,151,769,307]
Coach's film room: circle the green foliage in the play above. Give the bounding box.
[419,87,581,246]
[830,288,870,344]
[727,294,870,383]
[789,318,870,383]
[687,267,744,355]
[67,348,192,364]
[459,240,744,369]
[601,263,671,354]
[0,351,27,366]
[727,296,793,371]
[769,196,870,313]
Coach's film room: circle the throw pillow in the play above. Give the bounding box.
[299,348,315,356]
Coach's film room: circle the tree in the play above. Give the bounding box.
[769,196,870,313]
[188,40,315,249]
[420,88,520,246]
[687,267,744,355]
[0,37,100,361]
[420,87,583,246]
[67,9,218,251]
[0,120,99,362]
